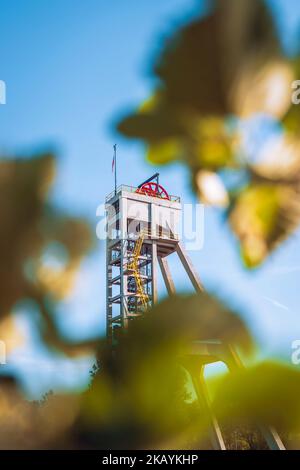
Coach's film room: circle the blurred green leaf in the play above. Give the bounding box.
[117,106,184,142]
[212,362,300,433]
[190,117,236,170]
[229,178,300,268]
[115,0,300,267]
[146,138,183,165]
[153,0,281,116]
[0,153,97,355]
[74,293,253,449]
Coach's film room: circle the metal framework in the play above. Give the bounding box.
[127,230,149,310]
[105,181,178,342]
[105,177,285,450]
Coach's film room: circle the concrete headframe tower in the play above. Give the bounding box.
[105,173,285,450]
[105,173,203,344]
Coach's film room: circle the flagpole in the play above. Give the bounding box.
[113,144,117,195]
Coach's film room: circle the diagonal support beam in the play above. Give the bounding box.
[158,256,175,295]
[176,241,204,293]
[259,425,285,450]
[183,362,226,450]
[152,242,158,305]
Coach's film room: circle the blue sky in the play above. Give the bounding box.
[1,0,300,397]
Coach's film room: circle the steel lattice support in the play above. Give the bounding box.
[105,182,285,450]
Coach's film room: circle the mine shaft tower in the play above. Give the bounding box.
[105,173,203,344]
[105,173,285,451]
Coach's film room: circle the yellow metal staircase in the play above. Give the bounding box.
[127,231,149,310]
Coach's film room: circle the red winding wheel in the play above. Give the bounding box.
[136,182,170,200]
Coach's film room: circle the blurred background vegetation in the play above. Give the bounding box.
[1,0,300,450]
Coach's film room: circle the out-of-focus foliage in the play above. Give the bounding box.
[221,425,269,450]
[116,0,300,267]
[228,180,300,267]
[0,153,97,355]
[0,376,78,449]
[1,293,300,449]
[75,293,253,449]
[211,362,300,442]
[0,293,251,449]
[1,0,299,451]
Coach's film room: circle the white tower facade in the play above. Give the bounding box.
[105,176,203,344]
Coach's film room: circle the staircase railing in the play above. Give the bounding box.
[127,230,149,310]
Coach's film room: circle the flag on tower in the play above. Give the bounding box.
[112,145,116,173]
[112,144,117,195]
